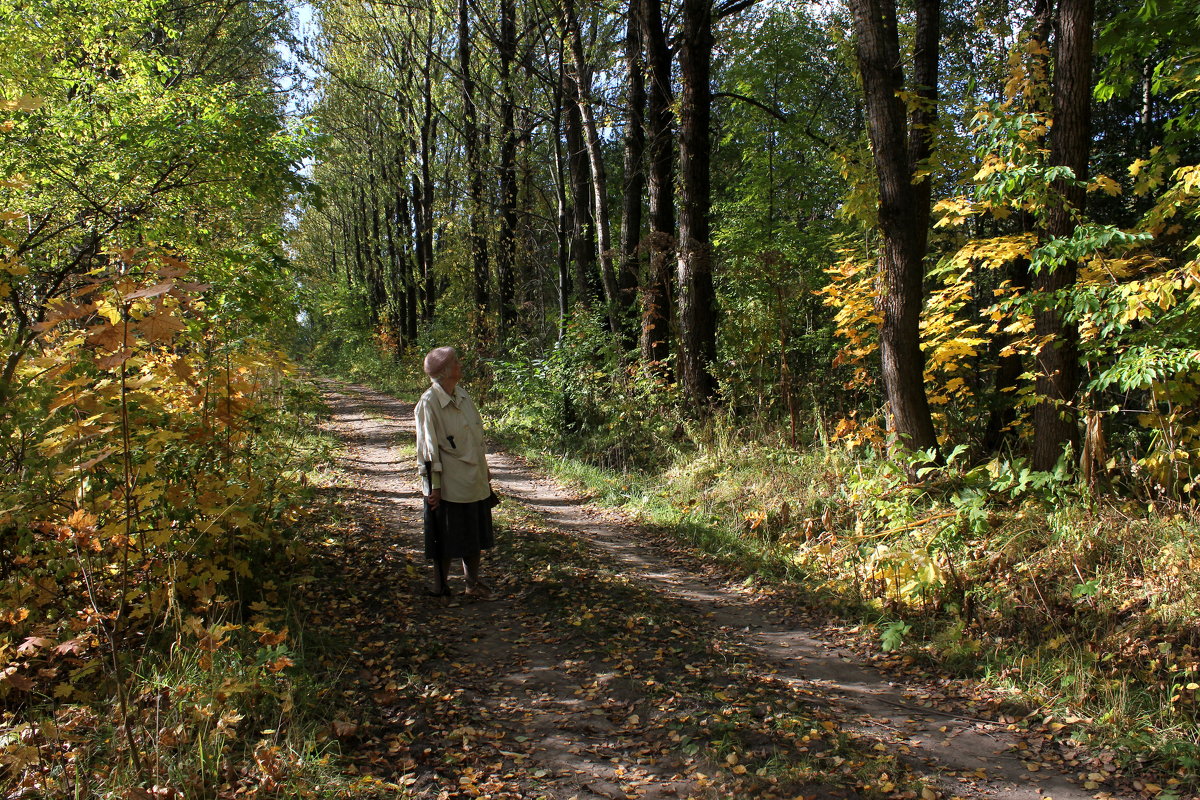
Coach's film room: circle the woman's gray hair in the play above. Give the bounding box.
[423,346,458,381]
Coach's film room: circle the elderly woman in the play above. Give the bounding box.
[414,346,495,597]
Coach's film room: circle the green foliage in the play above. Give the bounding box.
[0,248,336,790]
[879,621,911,652]
[711,5,856,419]
[491,307,685,472]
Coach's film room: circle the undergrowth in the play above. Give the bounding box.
[2,376,356,799]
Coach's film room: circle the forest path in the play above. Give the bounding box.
[305,380,1127,800]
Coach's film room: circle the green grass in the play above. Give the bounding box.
[306,335,426,398]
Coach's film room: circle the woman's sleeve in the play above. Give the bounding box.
[414,400,441,479]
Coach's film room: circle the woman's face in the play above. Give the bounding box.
[443,356,462,383]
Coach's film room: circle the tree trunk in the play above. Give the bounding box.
[497,0,518,342]
[676,0,717,402]
[618,0,646,347]
[563,67,598,306]
[419,13,438,322]
[459,0,490,328]
[552,75,573,335]
[639,0,674,369]
[563,0,620,332]
[849,0,940,454]
[400,183,419,341]
[381,158,406,351]
[984,2,1050,453]
[1032,0,1093,471]
[983,252,1030,452]
[368,162,389,325]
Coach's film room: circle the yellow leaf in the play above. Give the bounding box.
[0,94,44,112]
[1089,175,1122,196]
[96,299,122,325]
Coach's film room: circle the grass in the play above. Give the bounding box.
[306,336,425,399]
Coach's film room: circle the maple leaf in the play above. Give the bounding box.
[97,347,134,369]
[0,607,30,625]
[17,636,54,654]
[1,667,35,692]
[137,311,184,344]
[123,280,175,301]
[256,626,289,647]
[86,323,132,352]
[54,638,88,656]
[332,720,360,738]
[67,509,98,530]
[74,448,116,472]
[266,656,295,673]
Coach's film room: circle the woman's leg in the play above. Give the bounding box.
[429,557,451,594]
[463,551,490,593]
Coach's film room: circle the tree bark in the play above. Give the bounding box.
[419,12,438,322]
[458,0,490,328]
[676,0,717,402]
[984,1,1050,453]
[562,0,620,332]
[1032,0,1093,471]
[618,0,646,347]
[552,73,573,335]
[563,67,599,306]
[849,0,941,454]
[497,0,519,342]
[381,155,407,351]
[639,0,674,369]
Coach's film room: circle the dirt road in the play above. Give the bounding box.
[303,381,1131,800]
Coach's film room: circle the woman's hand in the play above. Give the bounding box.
[426,488,441,509]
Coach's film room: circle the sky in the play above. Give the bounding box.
[277,0,319,120]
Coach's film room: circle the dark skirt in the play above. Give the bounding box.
[424,498,495,561]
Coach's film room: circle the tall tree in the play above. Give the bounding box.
[562,0,621,332]
[618,0,646,345]
[1031,0,1094,470]
[497,0,519,341]
[638,0,675,368]
[563,66,599,306]
[982,0,1051,453]
[458,0,491,328]
[848,0,941,453]
[676,0,718,401]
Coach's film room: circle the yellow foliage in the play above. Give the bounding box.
[1088,175,1123,196]
[1,247,310,707]
[0,94,44,112]
[865,542,947,604]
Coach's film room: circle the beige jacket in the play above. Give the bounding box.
[414,382,491,503]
